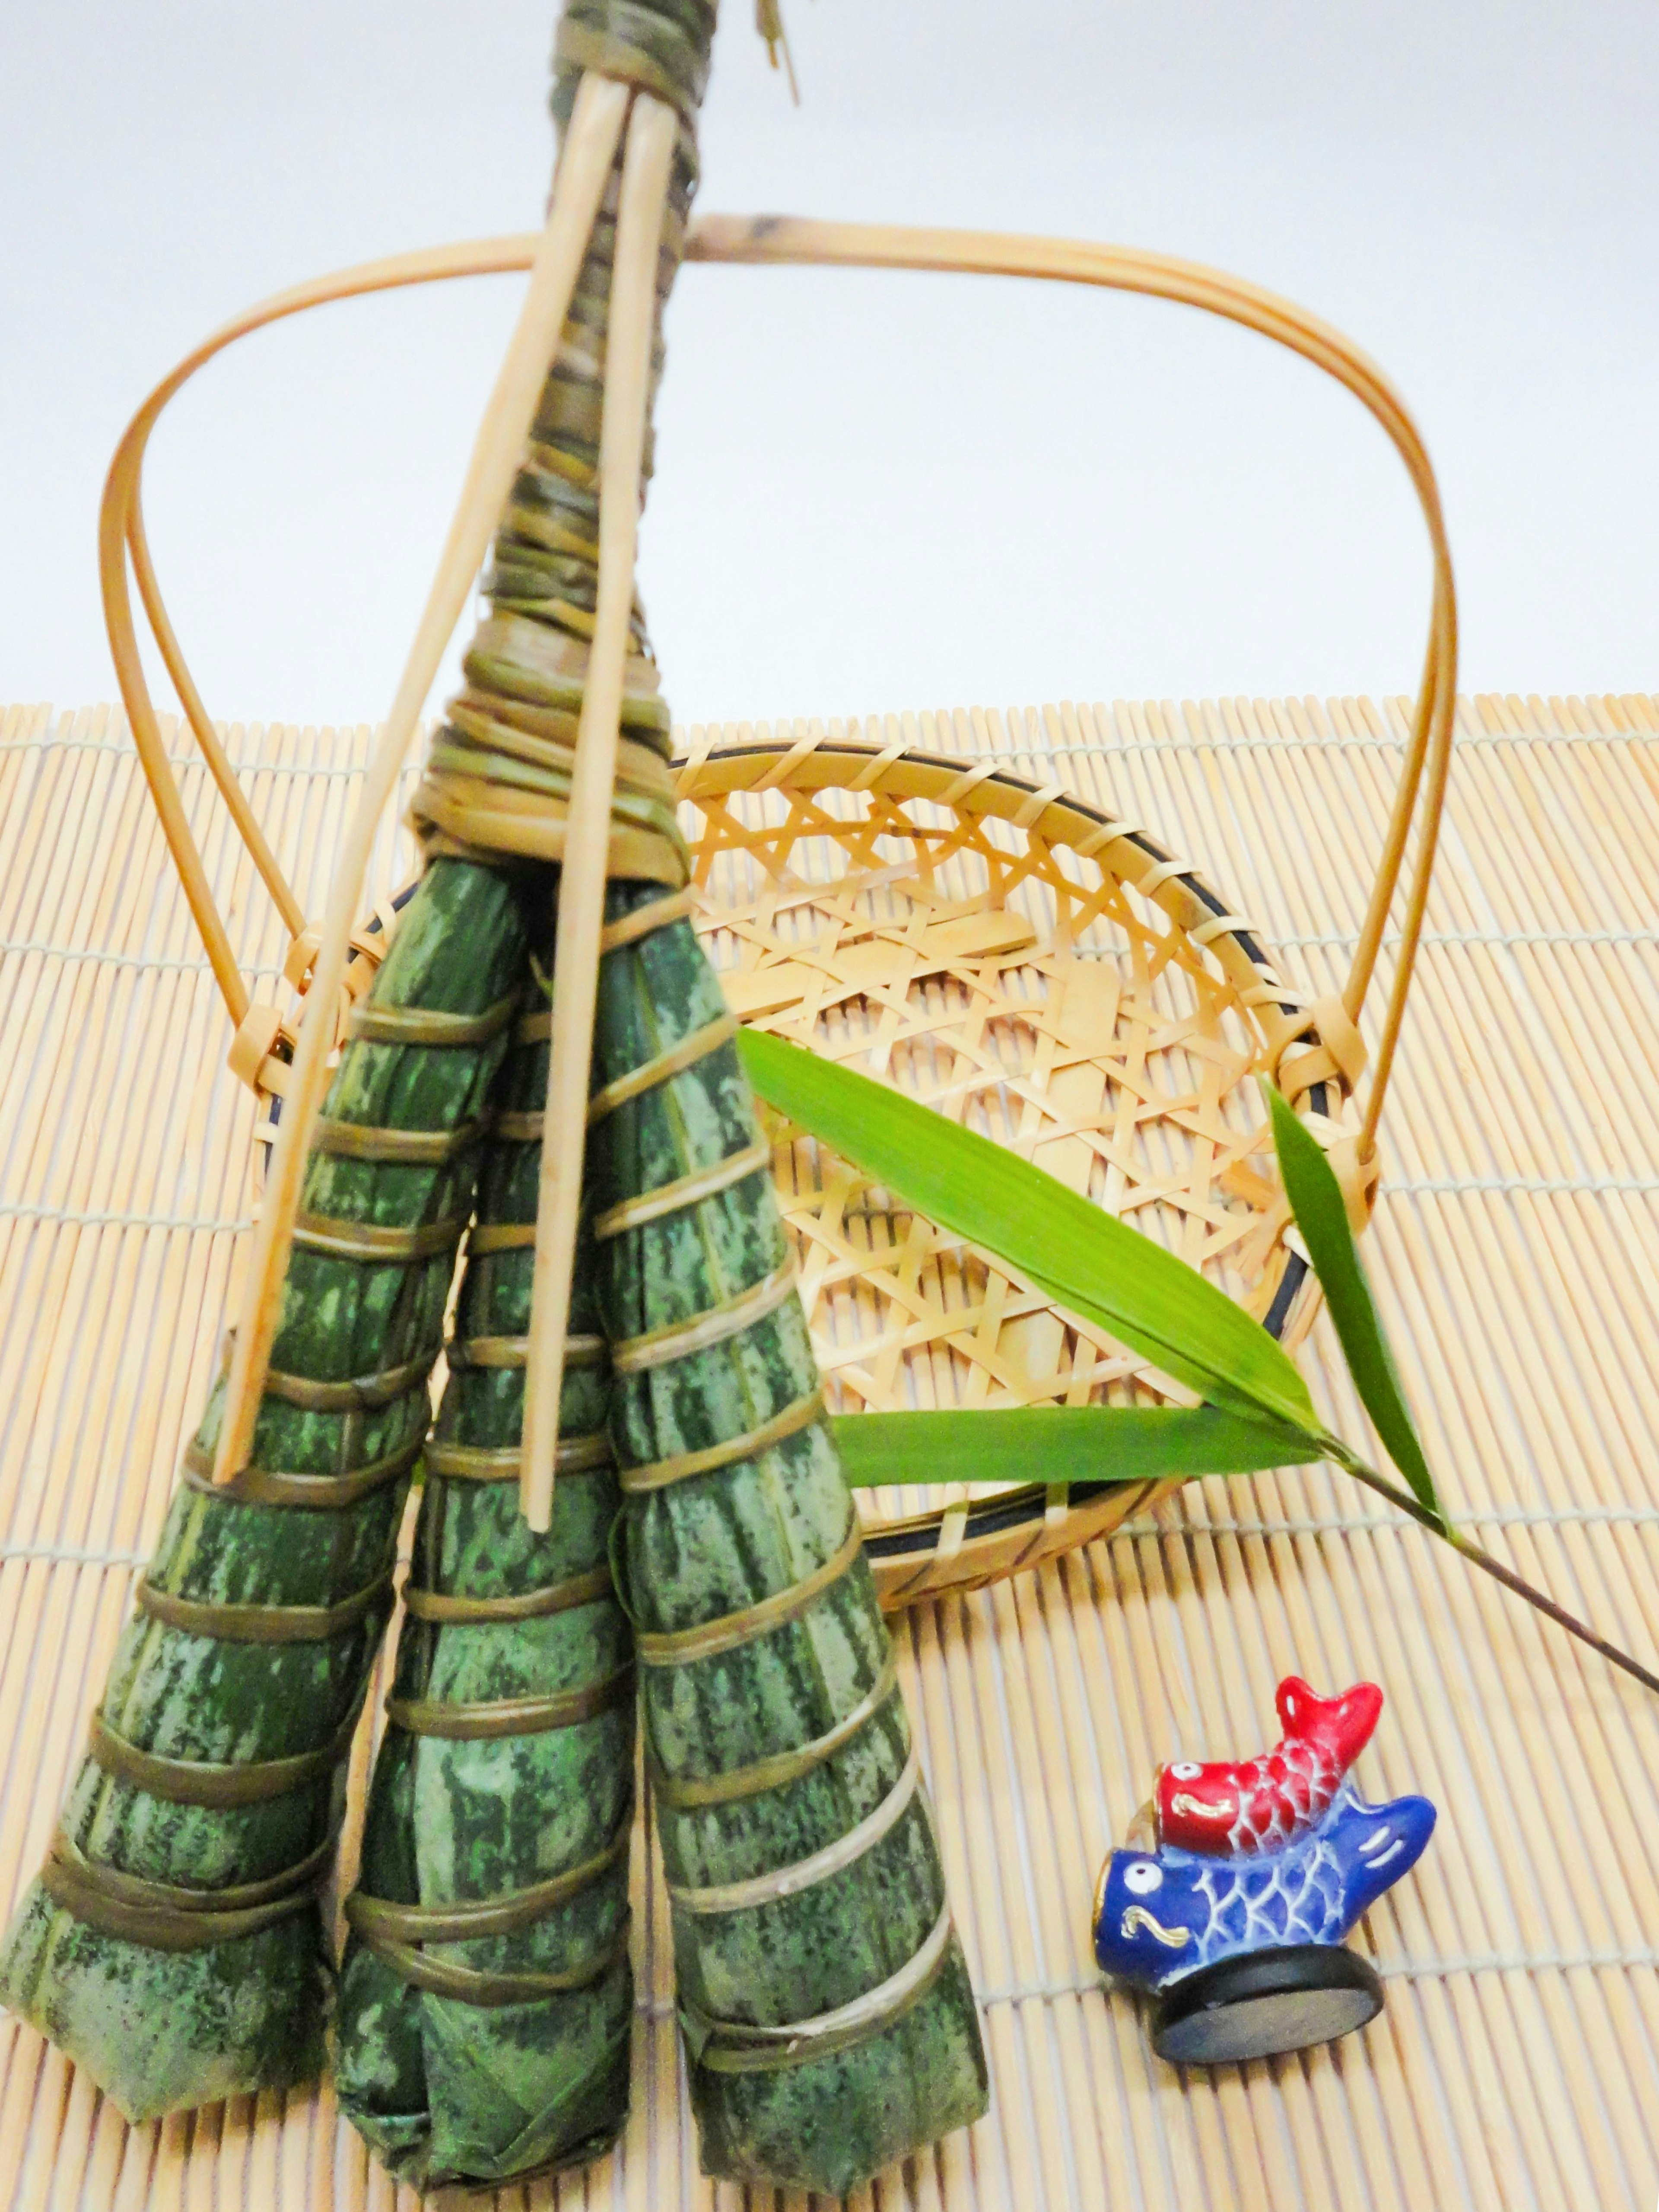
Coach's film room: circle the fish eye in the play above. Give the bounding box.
[1168,1762,1201,1780]
[1124,1861,1162,1895]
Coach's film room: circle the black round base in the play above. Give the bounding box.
[1152,1944,1383,2066]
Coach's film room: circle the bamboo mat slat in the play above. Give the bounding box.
[3,694,1658,2211]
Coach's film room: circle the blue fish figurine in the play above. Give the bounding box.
[1093,1783,1435,2065]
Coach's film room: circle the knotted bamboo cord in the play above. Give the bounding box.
[666,1736,921,1916]
[346,1815,631,1945]
[64,680,1328,1597]
[102,220,1452,1160]
[37,1827,335,1953]
[5,695,1659,2204]
[683,1898,960,2073]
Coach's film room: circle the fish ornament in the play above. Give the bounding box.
[1094,1677,1434,2065]
[1156,1675,1384,1856]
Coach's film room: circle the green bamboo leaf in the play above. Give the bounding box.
[738,1030,1319,1435]
[1262,1079,1445,1526]
[831,1405,1321,1488]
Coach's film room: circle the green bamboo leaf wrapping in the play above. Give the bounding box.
[0,860,526,2121]
[333,41,684,2174]
[738,1030,1319,1436]
[403,0,987,2171]
[1263,1081,1445,1523]
[345,1,976,2189]
[590,886,988,2197]
[512,28,985,2176]
[832,1406,1321,1488]
[336,1012,636,2189]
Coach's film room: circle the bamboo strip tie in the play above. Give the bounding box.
[521,90,679,1531]
[210,73,632,1486]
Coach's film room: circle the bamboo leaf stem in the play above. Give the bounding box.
[1325,1441,1659,1700]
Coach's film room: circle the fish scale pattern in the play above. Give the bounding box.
[1187,1840,1351,1965]
[1158,1678,1384,1857]
[1222,1739,1339,1854]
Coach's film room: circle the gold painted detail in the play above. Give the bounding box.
[1120,1905,1192,1950]
[1170,1791,1234,1822]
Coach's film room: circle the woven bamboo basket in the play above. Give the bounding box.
[674,725,1365,1605]
[97,213,1453,1608]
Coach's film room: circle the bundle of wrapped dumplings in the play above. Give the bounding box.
[0,2,988,2193]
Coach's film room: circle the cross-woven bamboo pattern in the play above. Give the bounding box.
[677,728,1338,1602]
[4,693,1659,2209]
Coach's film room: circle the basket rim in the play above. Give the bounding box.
[677,733,1348,1119]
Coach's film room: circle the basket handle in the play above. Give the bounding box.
[111,218,1451,1165]
[99,234,577,1071]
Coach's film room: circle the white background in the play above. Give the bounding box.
[2,0,1655,728]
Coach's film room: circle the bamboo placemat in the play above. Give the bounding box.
[3,692,1659,2211]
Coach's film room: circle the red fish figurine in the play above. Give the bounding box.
[1156,1677,1383,1857]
